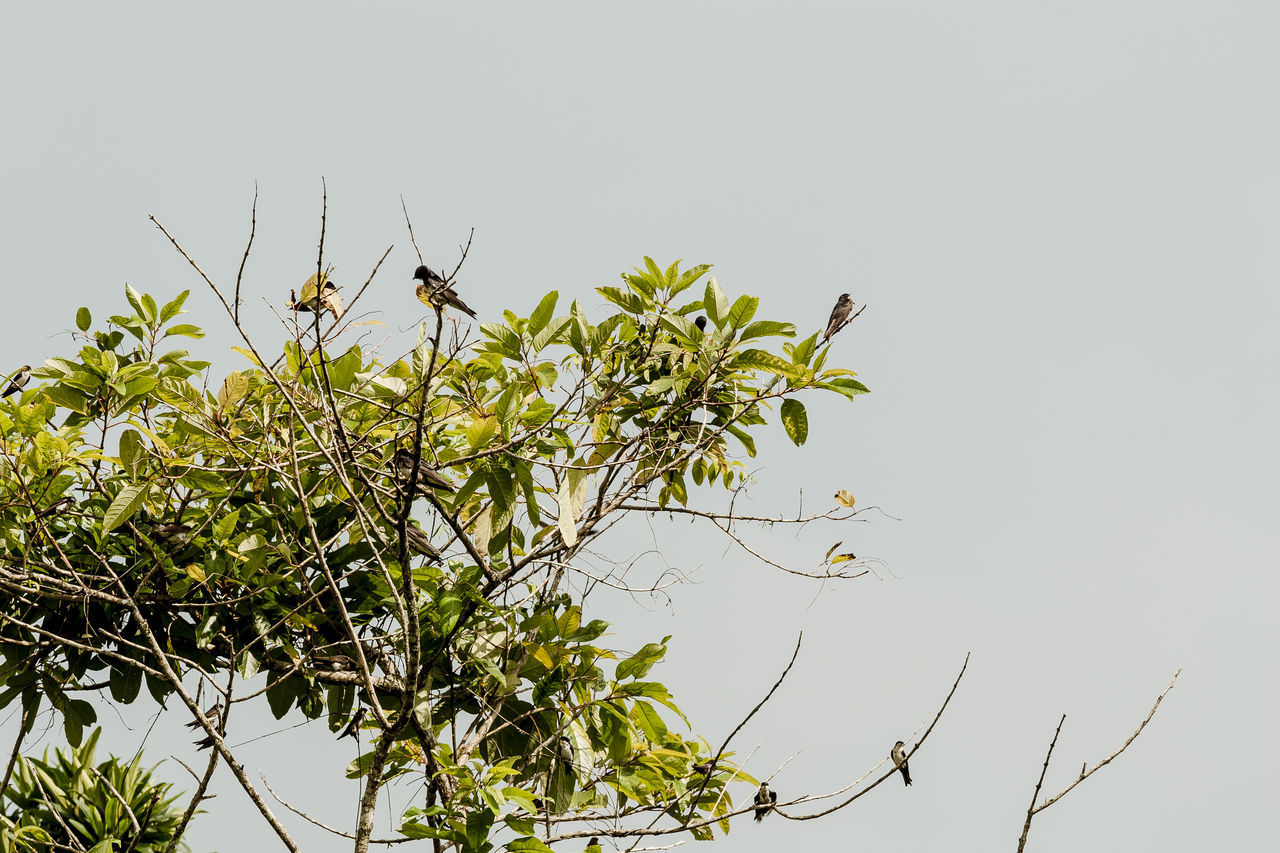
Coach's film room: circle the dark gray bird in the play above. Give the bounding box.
[585,838,602,853]
[151,521,193,543]
[753,782,777,821]
[194,734,217,751]
[892,740,912,786]
[338,707,367,740]
[694,315,707,332]
[403,523,442,562]
[183,701,223,730]
[822,294,854,343]
[312,654,356,671]
[392,449,455,493]
[413,265,477,318]
[692,760,714,775]
[2,365,31,398]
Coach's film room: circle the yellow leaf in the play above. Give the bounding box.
[185,564,207,582]
[830,553,857,565]
[834,490,856,508]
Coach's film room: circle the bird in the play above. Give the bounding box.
[2,365,31,398]
[403,523,442,562]
[822,294,854,343]
[694,315,708,332]
[891,740,912,786]
[311,654,356,671]
[290,276,344,321]
[556,735,575,767]
[585,838,602,853]
[753,782,777,821]
[151,521,193,543]
[392,448,456,493]
[194,734,216,751]
[692,760,714,775]
[413,265,477,318]
[183,701,223,730]
[338,707,367,741]
[36,496,74,518]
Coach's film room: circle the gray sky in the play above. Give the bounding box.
[2,3,1276,851]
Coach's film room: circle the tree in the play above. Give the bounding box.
[1,727,188,853]
[0,200,1175,852]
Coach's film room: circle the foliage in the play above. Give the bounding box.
[1,728,187,853]
[0,254,867,851]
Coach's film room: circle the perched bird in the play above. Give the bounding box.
[392,448,455,493]
[694,315,708,332]
[151,521,193,543]
[822,294,854,343]
[891,740,912,786]
[193,734,216,751]
[289,277,344,322]
[413,265,477,318]
[183,701,223,730]
[753,782,778,821]
[585,838,602,853]
[36,496,74,518]
[312,654,356,671]
[403,523,442,562]
[692,760,714,775]
[2,365,31,398]
[338,707,367,741]
[556,735,575,766]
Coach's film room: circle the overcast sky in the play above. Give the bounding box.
[2,3,1276,851]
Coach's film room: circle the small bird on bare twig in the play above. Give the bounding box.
[392,448,456,493]
[822,294,854,344]
[2,365,31,398]
[753,781,778,821]
[585,838,602,853]
[892,740,913,786]
[413,265,477,318]
[338,707,366,741]
[183,701,223,730]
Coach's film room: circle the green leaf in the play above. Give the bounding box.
[75,307,92,332]
[467,415,498,450]
[109,666,142,704]
[739,320,796,341]
[725,294,759,331]
[557,466,590,547]
[703,277,729,326]
[529,291,558,335]
[780,398,808,446]
[159,289,191,323]
[161,324,205,339]
[103,484,148,532]
[508,837,555,853]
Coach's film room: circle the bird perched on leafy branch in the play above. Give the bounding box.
[753,781,777,821]
[822,293,854,344]
[289,273,344,322]
[392,448,456,493]
[2,365,31,398]
[413,265,476,317]
[338,707,367,741]
[403,523,442,562]
[892,740,912,786]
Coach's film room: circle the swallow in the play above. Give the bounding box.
[36,496,74,518]
[392,448,455,493]
[585,838,602,853]
[312,654,356,671]
[413,265,477,318]
[821,294,854,343]
[151,521,193,543]
[183,701,223,729]
[194,734,216,751]
[403,523,442,562]
[694,316,707,332]
[338,707,367,740]
[753,781,777,821]
[692,761,714,775]
[2,365,31,398]
[891,740,912,786]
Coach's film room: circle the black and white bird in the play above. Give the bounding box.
[891,740,912,786]
[753,782,777,821]
[413,265,477,318]
[2,365,31,398]
[289,279,344,321]
[691,760,714,775]
[392,448,456,493]
[822,294,854,344]
[151,521,193,543]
